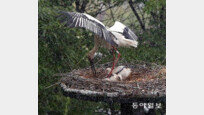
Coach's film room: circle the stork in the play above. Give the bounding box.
[58,11,138,77]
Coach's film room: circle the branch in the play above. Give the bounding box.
[94,3,118,16]
[61,83,119,97]
[75,0,88,13]
[108,3,115,22]
[75,0,80,12]
[81,0,88,13]
[128,0,145,31]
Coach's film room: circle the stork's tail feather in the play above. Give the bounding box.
[131,40,138,48]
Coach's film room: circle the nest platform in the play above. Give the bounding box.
[58,61,166,104]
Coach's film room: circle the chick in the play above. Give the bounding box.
[106,66,125,75]
[117,68,131,81]
[104,66,131,81]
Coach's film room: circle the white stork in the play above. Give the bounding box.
[58,11,138,77]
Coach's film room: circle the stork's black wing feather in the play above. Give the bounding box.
[58,11,116,46]
[109,21,138,41]
[123,27,138,41]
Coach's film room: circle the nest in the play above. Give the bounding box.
[59,61,166,103]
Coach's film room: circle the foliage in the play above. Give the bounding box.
[38,0,166,114]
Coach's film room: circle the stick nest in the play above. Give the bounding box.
[58,61,166,103]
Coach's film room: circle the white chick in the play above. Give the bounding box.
[105,66,132,81]
[106,66,125,75]
[117,68,132,81]
[104,74,119,82]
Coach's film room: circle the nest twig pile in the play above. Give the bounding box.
[58,61,166,103]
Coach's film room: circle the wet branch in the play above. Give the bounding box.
[128,0,145,31]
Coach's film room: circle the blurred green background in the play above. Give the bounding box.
[38,0,166,114]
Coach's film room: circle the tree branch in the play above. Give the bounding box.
[81,0,88,13]
[94,3,118,16]
[108,3,115,22]
[75,0,80,12]
[128,0,145,31]
[75,0,88,13]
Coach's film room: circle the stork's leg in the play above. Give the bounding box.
[87,42,98,77]
[107,48,115,77]
[88,57,96,76]
[107,46,121,77]
[113,46,121,66]
[87,36,100,77]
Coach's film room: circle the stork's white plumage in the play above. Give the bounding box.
[58,11,139,77]
[108,21,138,48]
[105,66,132,81]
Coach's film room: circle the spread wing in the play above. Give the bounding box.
[58,11,116,45]
[108,21,138,41]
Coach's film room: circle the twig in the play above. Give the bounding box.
[45,82,60,89]
[75,53,87,66]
